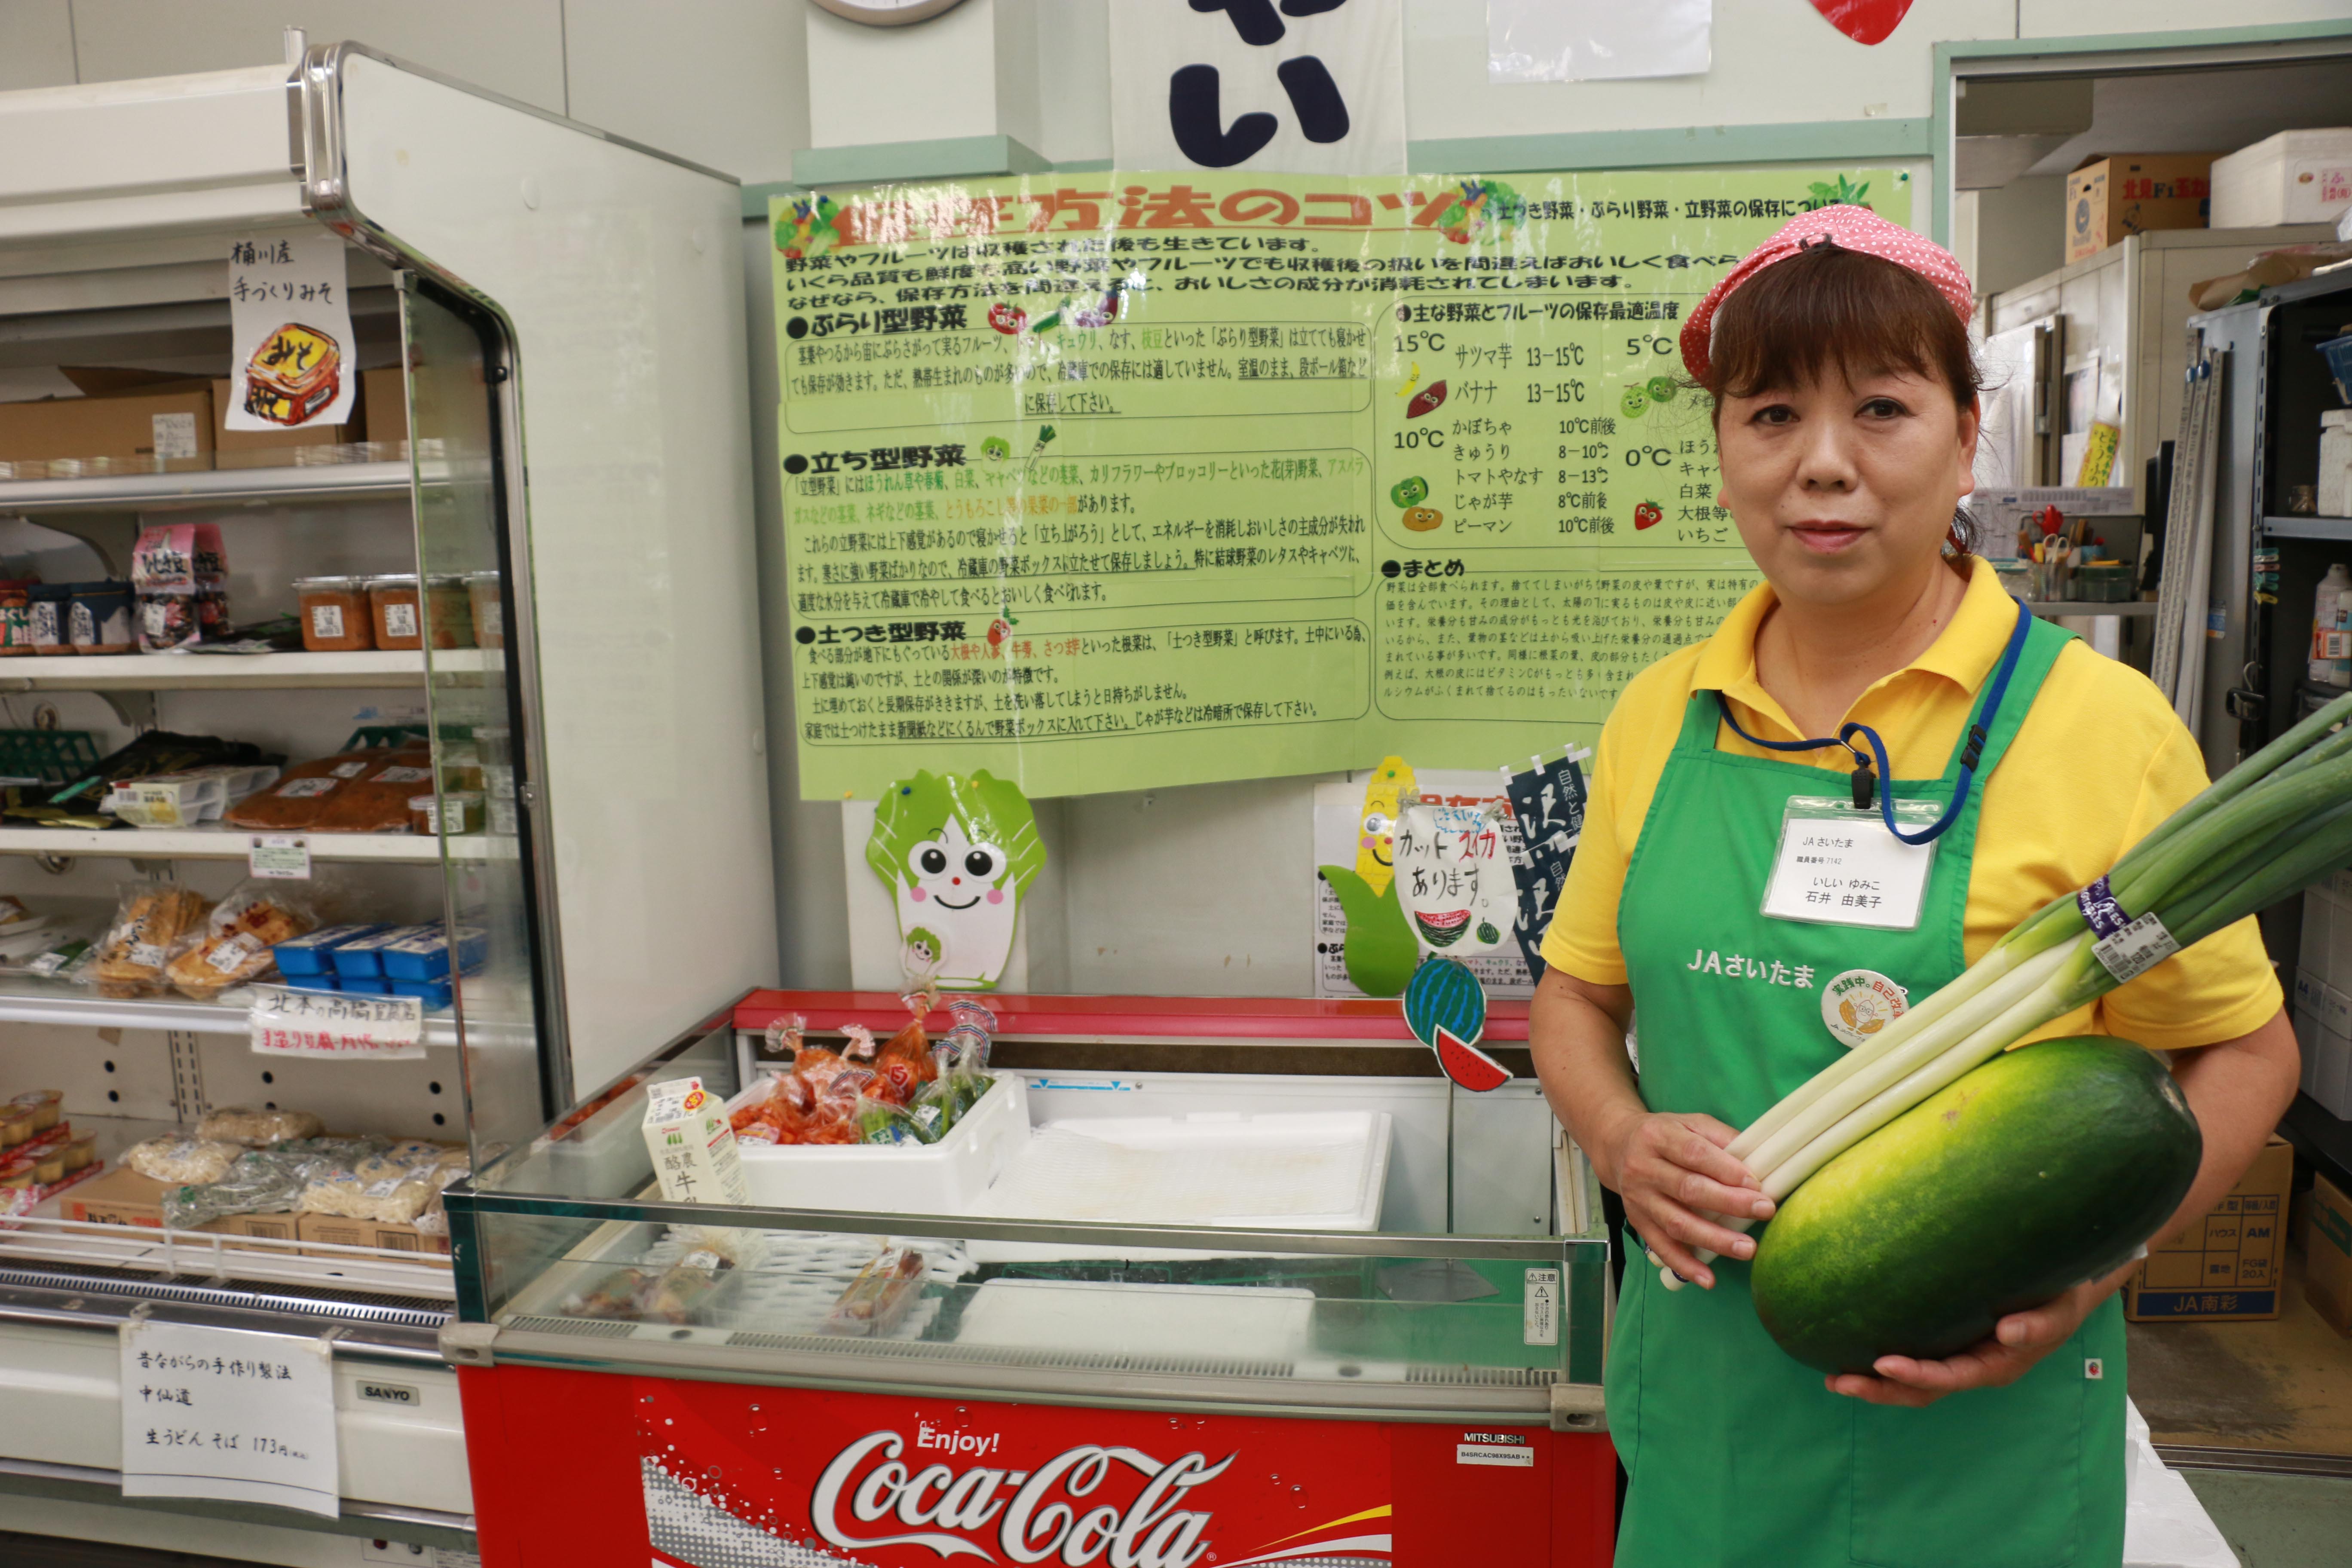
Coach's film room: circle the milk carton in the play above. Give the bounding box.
[641,1077,749,1205]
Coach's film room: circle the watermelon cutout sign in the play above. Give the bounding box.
[1807,0,1912,46]
[1403,957,1510,1092]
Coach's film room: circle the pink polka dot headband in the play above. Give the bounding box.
[1678,204,1974,383]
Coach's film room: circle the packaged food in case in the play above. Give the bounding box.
[641,1077,750,1204]
[826,1246,925,1338]
[196,1106,325,1148]
[224,744,435,833]
[124,1136,242,1185]
[167,879,322,1000]
[9,1090,61,1133]
[269,922,386,981]
[89,884,210,998]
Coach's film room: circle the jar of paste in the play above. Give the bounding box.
[426,574,475,650]
[466,571,504,649]
[294,576,371,652]
[367,574,424,651]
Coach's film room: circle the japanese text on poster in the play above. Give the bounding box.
[119,1319,340,1517]
[773,168,1908,797]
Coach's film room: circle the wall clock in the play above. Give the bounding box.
[809,0,970,25]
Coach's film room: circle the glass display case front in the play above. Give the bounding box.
[450,993,1609,1427]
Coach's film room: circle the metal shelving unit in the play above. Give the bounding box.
[0,459,429,514]
[2264,514,2352,542]
[0,826,500,862]
[0,649,490,690]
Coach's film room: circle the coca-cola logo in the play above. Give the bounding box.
[811,1427,1234,1567]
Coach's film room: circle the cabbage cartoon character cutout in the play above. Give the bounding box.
[866,771,1045,991]
[1393,796,1516,956]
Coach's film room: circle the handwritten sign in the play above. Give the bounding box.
[226,231,356,432]
[119,1318,340,1517]
[250,986,425,1059]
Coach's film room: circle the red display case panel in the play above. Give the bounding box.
[460,1366,1611,1567]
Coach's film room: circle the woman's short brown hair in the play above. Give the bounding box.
[1699,242,1981,413]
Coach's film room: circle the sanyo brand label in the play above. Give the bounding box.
[357,1380,419,1406]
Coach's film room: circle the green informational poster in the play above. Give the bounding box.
[773,168,1908,799]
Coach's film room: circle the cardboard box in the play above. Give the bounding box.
[211,377,353,456]
[2307,1173,2352,1336]
[216,1210,303,1251]
[296,1210,451,1262]
[64,1167,230,1233]
[0,387,214,467]
[2066,155,2215,263]
[362,367,406,448]
[2126,1136,2292,1322]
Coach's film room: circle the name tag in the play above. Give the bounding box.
[1761,796,1939,931]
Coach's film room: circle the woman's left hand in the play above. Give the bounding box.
[1825,1279,2106,1407]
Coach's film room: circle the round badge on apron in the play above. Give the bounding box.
[1821,968,1907,1049]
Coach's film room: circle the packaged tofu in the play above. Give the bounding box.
[641,1077,749,1205]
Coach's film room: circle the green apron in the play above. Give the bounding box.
[1609,615,2127,1568]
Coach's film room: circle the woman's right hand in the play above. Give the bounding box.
[1602,1111,1776,1290]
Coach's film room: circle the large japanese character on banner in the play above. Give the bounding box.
[1110,0,1406,176]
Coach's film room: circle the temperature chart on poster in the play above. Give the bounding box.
[772,168,1908,796]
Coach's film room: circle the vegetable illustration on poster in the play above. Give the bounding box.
[865,771,1045,990]
[224,232,355,432]
[774,167,1909,799]
[1317,757,1419,997]
[1109,0,1406,175]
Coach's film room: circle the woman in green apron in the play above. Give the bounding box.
[1528,207,2301,1568]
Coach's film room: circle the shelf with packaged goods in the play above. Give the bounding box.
[0,972,492,1044]
[0,826,511,862]
[0,649,495,690]
[0,460,440,514]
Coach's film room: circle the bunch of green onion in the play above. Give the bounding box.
[1656,690,2352,1290]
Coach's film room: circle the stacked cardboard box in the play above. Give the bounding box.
[2294,876,2352,1116]
[2125,1137,2291,1323]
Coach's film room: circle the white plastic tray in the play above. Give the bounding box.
[966,1108,1392,1262]
[957,1278,1313,1362]
[723,1072,1030,1216]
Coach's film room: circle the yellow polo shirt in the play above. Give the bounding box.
[1541,556,2283,1050]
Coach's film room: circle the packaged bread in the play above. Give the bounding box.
[125,1136,242,1185]
[197,1106,325,1148]
[90,884,210,998]
[298,1167,436,1223]
[224,745,437,834]
[166,881,320,1000]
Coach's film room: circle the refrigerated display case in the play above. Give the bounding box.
[0,42,768,1559]
[448,992,1617,1568]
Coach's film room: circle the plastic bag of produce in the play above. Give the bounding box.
[854,1094,933,1147]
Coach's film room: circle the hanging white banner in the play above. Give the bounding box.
[225,231,357,432]
[1488,0,1713,84]
[1110,0,1406,176]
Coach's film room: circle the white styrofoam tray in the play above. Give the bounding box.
[965,1108,1392,1262]
[722,1071,1030,1216]
[957,1278,1314,1363]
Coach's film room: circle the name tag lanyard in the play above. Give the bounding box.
[1717,596,2035,845]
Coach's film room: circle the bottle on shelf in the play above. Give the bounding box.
[2311,562,2352,688]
